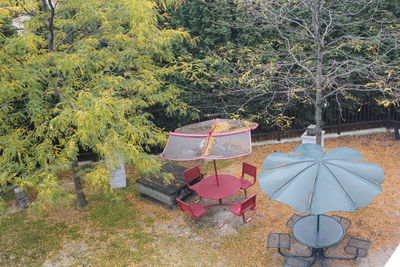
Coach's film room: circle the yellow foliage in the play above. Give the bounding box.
[0,0,190,207]
[352,44,362,52]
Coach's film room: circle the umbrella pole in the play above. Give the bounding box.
[213,160,219,186]
[317,214,320,232]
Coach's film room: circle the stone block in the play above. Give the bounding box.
[301,130,325,147]
[136,162,193,208]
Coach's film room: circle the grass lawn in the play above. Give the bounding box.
[0,132,398,266]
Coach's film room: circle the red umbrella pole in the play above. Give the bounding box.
[213,160,219,186]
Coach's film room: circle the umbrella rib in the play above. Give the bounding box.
[322,162,358,210]
[267,159,315,170]
[325,161,382,187]
[202,122,218,157]
[308,161,321,212]
[271,161,318,195]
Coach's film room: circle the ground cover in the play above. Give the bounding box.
[0,132,398,266]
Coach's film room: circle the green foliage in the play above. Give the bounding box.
[0,0,191,205]
[168,0,399,130]
[165,0,288,128]
[0,0,398,208]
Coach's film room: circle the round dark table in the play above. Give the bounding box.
[292,215,345,249]
[196,174,241,205]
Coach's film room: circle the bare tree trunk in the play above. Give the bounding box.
[71,161,88,208]
[48,90,87,207]
[47,0,55,51]
[311,0,323,145]
[315,90,323,145]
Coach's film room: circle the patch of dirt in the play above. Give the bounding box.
[6,201,24,215]
[43,241,89,267]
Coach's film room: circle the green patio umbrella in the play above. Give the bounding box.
[259,143,384,215]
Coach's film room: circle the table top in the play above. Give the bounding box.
[195,174,241,199]
[292,215,345,249]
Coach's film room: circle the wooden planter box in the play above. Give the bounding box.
[136,162,193,208]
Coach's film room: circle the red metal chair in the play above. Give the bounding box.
[229,194,257,223]
[176,198,207,225]
[239,162,257,197]
[183,165,204,202]
[183,165,203,192]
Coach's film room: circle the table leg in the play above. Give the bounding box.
[307,249,318,266]
[319,256,328,267]
[312,249,328,267]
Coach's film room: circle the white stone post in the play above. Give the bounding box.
[301,125,325,147]
[109,155,127,189]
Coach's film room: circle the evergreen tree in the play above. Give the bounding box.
[169,0,399,133]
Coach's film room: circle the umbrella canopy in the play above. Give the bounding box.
[161,118,258,161]
[259,143,384,214]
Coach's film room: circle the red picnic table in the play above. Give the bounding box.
[160,119,258,209]
[195,174,241,206]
